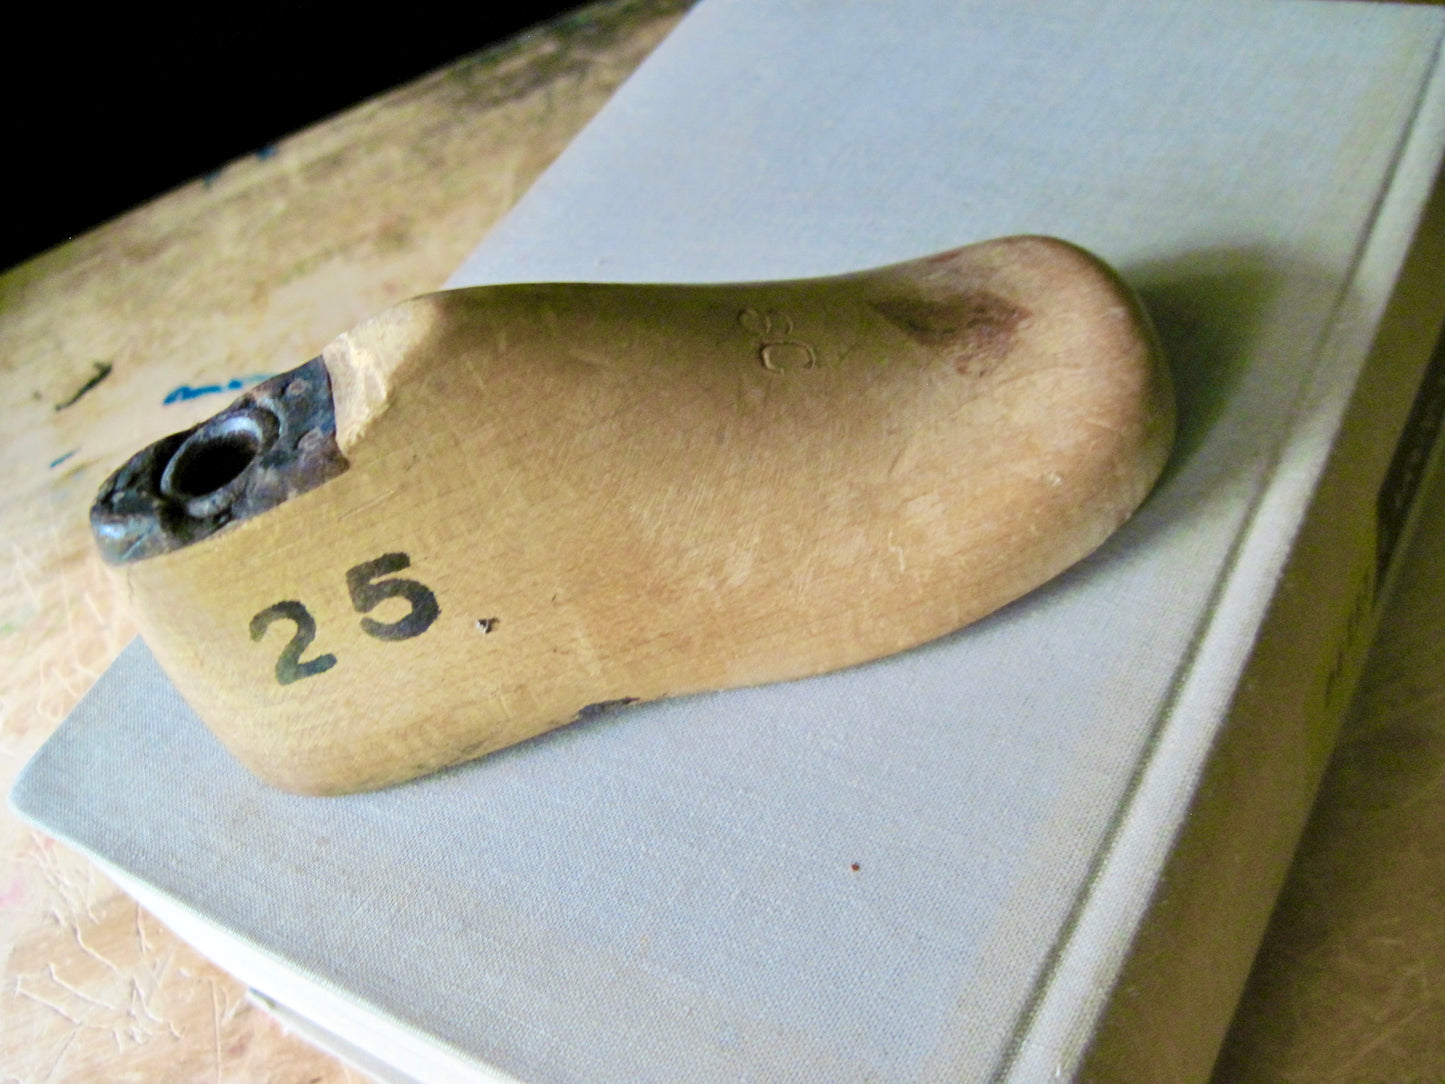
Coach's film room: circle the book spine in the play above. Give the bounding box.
[1074,160,1445,1083]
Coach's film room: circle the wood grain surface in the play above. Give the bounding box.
[115,237,1171,795]
[0,3,685,1080]
[0,0,1440,1080]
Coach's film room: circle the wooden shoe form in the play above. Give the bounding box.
[92,235,1174,794]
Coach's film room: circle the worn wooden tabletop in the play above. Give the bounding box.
[1,1,1441,1080]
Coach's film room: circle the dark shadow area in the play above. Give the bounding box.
[1128,246,1286,476]
[2,6,579,273]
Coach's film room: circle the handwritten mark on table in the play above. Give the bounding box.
[54,362,113,411]
[163,374,271,405]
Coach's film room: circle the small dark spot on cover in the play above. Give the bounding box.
[850,862,861,872]
[54,361,113,411]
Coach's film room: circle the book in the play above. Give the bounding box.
[13,1,1445,1081]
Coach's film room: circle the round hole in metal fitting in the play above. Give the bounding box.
[162,411,273,502]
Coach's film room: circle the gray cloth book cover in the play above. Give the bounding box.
[13,2,1445,1081]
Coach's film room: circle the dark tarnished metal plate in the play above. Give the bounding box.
[91,358,348,564]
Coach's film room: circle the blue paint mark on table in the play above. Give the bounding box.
[163,374,272,406]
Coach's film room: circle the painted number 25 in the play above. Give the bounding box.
[250,552,440,685]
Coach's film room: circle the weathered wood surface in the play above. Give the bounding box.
[0,3,685,1080]
[0,0,1439,1078]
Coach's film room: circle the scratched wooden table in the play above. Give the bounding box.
[1,2,1441,1081]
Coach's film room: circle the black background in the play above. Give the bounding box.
[2,7,579,273]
